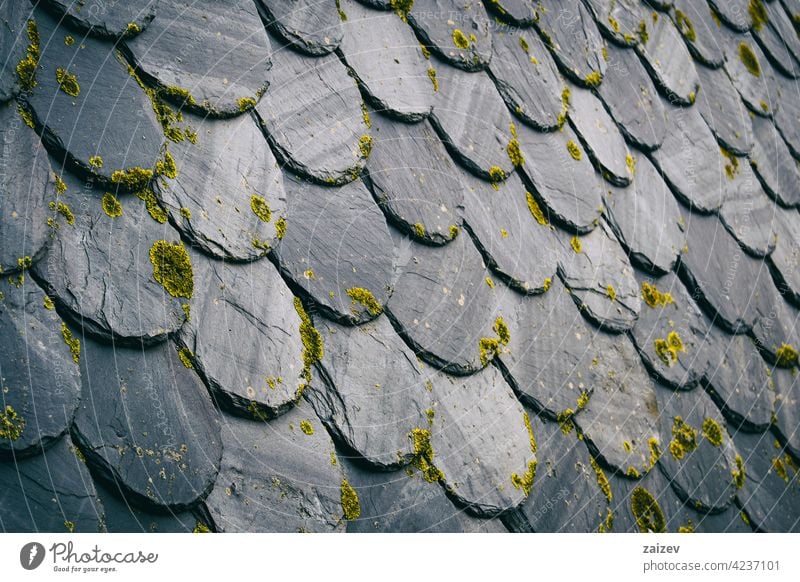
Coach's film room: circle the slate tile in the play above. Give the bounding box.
[39,0,157,39]
[0,2,32,101]
[73,336,222,512]
[307,315,433,468]
[604,153,686,274]
[0,436,104,533]
[595,41,667,151]
[749,114,800,207]
[30,170,187,345]
[701,329,774,431]
[572,332,662,477]
[670,0,727,68]
[732,429,800,532]
[717,156,778,258]
[584,0,655,48]
[0,103,53,273]
[24,7,165,188]
[557,221,641,332]
[154,111,287,261]
[533,0,606,87]
[635,12,700,105]
[462,170,560,294]
[365,112,463,245]
[515,120,604,233]
[694,62,755,155]
[566,81,632,186]
[708,0,753,32]
[97,481,200,533]
[406,0,493,72]
[489,26,564,131]
[338,0,434,121]
[180,248,306,420]
[255,47,368,185]
[483,0,537,26]
[648,100,726,212]
[773,68,800,159]
[386,230,509,374]
[272,175,394,325]
[653,384,738,512]
[768,207,800,305]
[748,285,800,366]
[517,414,611,532]
[205,405,345,532]
[752,0,800,77]
[429,57,515,180]
[497,278,604,417]
[721,31,779,117]
[0,278,81,458]
[256,0,343,55]
[629,271,710,391]
[424,365,537,517]
[771,367,800,459]
[124,0,271,117]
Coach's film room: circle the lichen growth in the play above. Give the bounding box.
[341,479,361,519]
[177,347,194,369]
[149,240,194,299]
[675,10,696,42]
[101,193,122,218]
[749,0,768,32]
[488,165,506,184]
[598,508,614,533]
[88,155,103,169]
[61,322,81,363]
[626,154,636,176]
[275,217,287,240]
[776,343,799,367]
[566,140,582,161]
[409,428,444,483]
[485,276,495,289]
[294,297,323,382]
[649,438,662,468]
[570,235,582,254]
[631,486,666,533]
[16,20,40,91]
[414,223,425,238]
[54,174,68,195]
[677,521,695,533]
[720,146,740,180]
[300,420,314,435]
[390,0,414,22]
[0,405,26,441]
[526,192,549,225]
[155,151,178,179]
[346,287,382,316]
[590,457,613,502]
[64,35,75,46]
[669,416,697,460]
[358,134,373,158]
[701,417,723,446]
[111,167,154,191]
[452,29,470,49]
[49,201,75,226]
[250,195,272,223]
[427,67,438,92]
[606,284,617,302]
[135,189,167,223]
[17,105,35,128]
[43,295,55,310]
[732,454,745,489]
[507,137,524,168]
[738,42,761,77]
[55,68,80,97]
[654,330,686,366]
[449,225,459,239]
[637,20,649,44]
[584,71,602,87]
[192,522,210,533]
[237,97,256,112]
[180,207,192,220]
[641,281,674,308]
[64,520,75,533]
[627,466,641,478]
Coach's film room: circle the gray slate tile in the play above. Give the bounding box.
[768,207,800,305]
[708,0,753,32]
[670,0,727,68]
[752,0,800,77]
[256,0,343,55]
[484,0,537,26]
[0,1,32,101]
[773,67,800,159]
[39,0,157,39]
[771,367,800,459]
[695,62,755,155]
[722,32,779,117]
[749,114,800,207]
[584,0,654,48]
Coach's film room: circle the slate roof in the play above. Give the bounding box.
[1,0,800,533]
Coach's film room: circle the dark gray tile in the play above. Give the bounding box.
[749,285,800,367]
[97,481,199,532]
[722,32,780,117]
[753,0,800,77]
[73,337,222,512]
[0,279,81,458]
[39,0,157,39]
[0,1,32,101]
[155,112,287,261]
[407,0,493,72]
[255,47,368,185]
[670,0,726,68]
[484,0,537,26]
[708,0,753,32]
[338,0,434,121]
[768,207,800,305]
[272,175,394,325]
[584,0,654,48]
[0,436,104,532]
[695,62,755,155]
[124,0,271,117]
[604,153,686,274]
[773,67,800,159]
[749,114,800,207]
[256,0,343,55]
[205,405,345,532]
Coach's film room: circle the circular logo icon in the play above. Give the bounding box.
[20,542,45,570]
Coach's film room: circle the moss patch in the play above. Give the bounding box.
[488,165,506,184]
[341,479,360,519]
[631,486,666,533]
[570,235,582,254]
[641,281,674,308]
[701,417,723,446]
[177,347,194,369]
[111,167,154,191]
[15,20,40,91]
[300,420,314,435]
[590,456,612,502]
[566,140,582,161]
[0,405,26,441]
[49,201,75,225]
[749,0,768,32]
[427,67,438,92]
[390,0,413,22]
[507,137,524,168]
[294,297,323,382]
[358,134,373,158]
[250,195,271,223]
[738,42,761,77]
[584,71,602,87]
[452,29,470,49]
[149,240,193,299]
[720,146,740,180]
[346,287,382,316]
[43,295,55,310]
[669,416,697,460]
[732,454,745,489]
[776,343,799,367]
[135,189,168,224]
[675,10,697,42]
[101,193,123,218]
[409,428,444,483]
[55,68,80,97]
[526,192,549,225]
[88,155,103,169]
[275,217,287,240]
[61,322,81,363]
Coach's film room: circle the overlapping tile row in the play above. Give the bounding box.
[1,0,799,532]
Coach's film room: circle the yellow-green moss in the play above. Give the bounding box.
[637,20,649,44]
[180,207,192,220]
[17,105,35,128]
[598,508,614,533]
[738,42,761,77]
[488,165,506,184]
[449,225,459,239]
[341,479,361,519]
[507,137,524,168]
[43,295,55,310]
[675,10,697,42]
[15,20,40,91]
[101,193,123,218]
[669,416,697,460]
[300,420,314,435]
[749,0,768,32]
[566,140,582,161]
[590,456,613,502]
[346,287,383,316]
[701,417,723,446]
[732,454,745,489]
[177,347,194,369]
[414,223,425,238]
[525,192,549,225]
[641,281,674,308]
[54,174,67,195]
[182,303,190,321]
[55,68,80,97]
[250,195,272,223]
[631,486,666,533]
[64,520,75,533]
[0,405,26,441]
[135,189,168,224]
[606,284,617,302]
[192,522,210,533]
[720,146,740,180]
[409,428,444,483]
[64,35,75,46]
[61,322,81,363]
[677,521,695,533]
[570,235,582,254]
[275,216,287,240]
[452,29,470,49]
[427,67,438,92]
[149,240,194,299]
[49,201,75,225]
[494,316,510,345]
[294,297,323,382]
[626,154,636,176]
[649,437,662,468]
[627,466,641,478]
[112,167,154,191]
[88,155,103,169]
[776,343,799,367]
[584,71,602,87]
[155,151,178,179]
[358,134,373,158]
[390,0,414,21]
[237,96,256,112]
[485,276,495,289]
